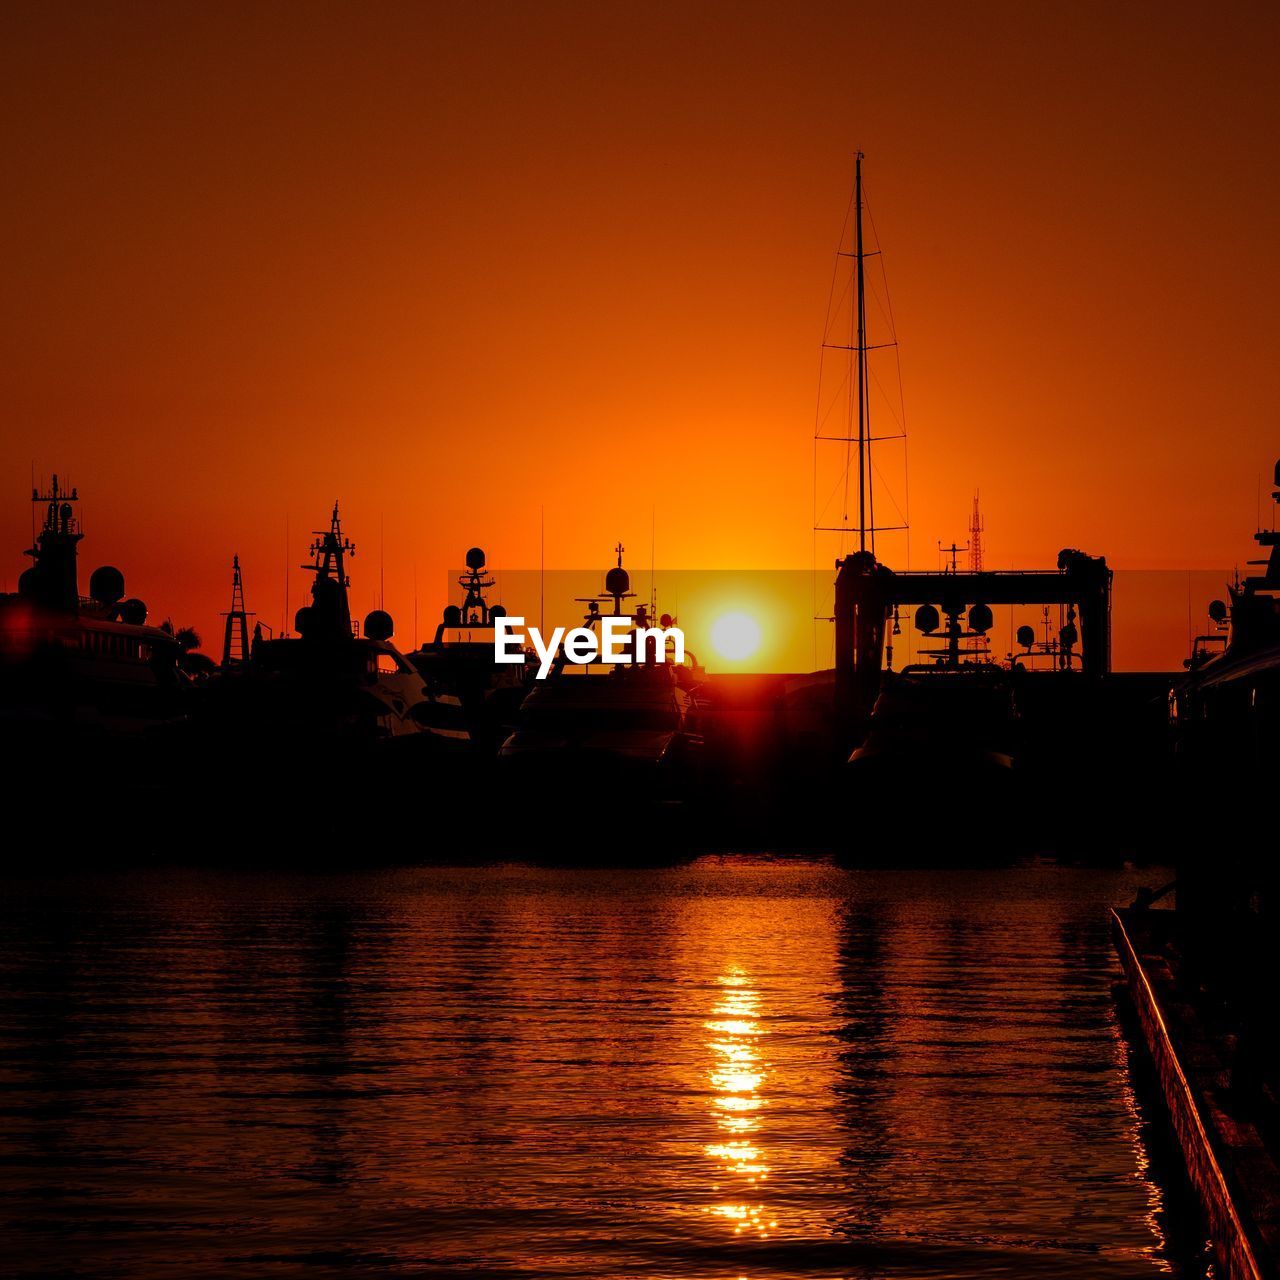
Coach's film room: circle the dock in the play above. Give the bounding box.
[1112,907,1280,1279]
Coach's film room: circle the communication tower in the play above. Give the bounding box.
[221,554,253,666]
[969,491,984,573]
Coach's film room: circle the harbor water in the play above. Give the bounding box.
[0,859,1209,1279]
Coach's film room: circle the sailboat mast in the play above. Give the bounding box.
[855,151,869,554]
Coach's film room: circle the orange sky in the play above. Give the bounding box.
[2,2,1278,662]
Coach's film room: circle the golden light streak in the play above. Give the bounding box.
[704,966,777,1242]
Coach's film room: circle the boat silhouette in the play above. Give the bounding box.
[406,546,533,753]
[498,545,706,815]
[198,504,437,763]
[0,476,184,742]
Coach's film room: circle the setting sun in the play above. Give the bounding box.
[710,612,763,662]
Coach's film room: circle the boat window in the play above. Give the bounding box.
[374,652,404,675]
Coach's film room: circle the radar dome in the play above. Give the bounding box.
[489,604,507,619]
[605,566,630,597]
[364,609,394,641]
[89,565,125,606]
[466,547,486,571]
[1208,599,1228,624]
[914,603,940,634]
[120,598,148,625]
[294,606,314,636]
[968,603,994,634]
[442,605,462,626]
[1016,624,1035,649]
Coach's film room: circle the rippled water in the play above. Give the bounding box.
[0,860,1204,1278]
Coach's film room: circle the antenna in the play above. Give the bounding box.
[969,491,984,573]
[1186,571,1193,655]
[938,540,968,574]
[283,511,290,636]
[650,505,656,615]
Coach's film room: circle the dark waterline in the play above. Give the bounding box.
[0,860,1207,1278]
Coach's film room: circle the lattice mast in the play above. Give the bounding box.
[969,491,984,573]
[221,554,253,666]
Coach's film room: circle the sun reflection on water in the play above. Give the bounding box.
[703,968,778,1243]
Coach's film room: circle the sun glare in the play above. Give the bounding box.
[710,611,762,662]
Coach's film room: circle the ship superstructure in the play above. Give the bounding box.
[204,503,432,750]
[407,547,532,750]
[499,545,705,803]
[1173,458,1280,772]
[0,476,183,736]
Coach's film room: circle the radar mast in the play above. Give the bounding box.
[22,474,83,611]
[299,502,356,640]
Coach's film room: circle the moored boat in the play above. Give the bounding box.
[498,546,705,810]
[407,546,533,753]
[0,476,184,744]
[196,504,438,770]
